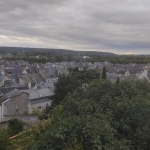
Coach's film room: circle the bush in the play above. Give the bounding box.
[8,118,23,136]
[32,109,43,117]
[0,126,9,150]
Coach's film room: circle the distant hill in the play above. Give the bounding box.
[0,47,116,56]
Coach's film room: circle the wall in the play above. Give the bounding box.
[3,92,29,119]
[0,79,4,87]
[138,70,149,80]
[125,71,130,76]
[0,106,2,122]
[46,78,58,83]
[0,76,12,87]
[22,69,27,74]
[30,100,52,113]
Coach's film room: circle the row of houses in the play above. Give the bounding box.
[0,60,150,122]
[0,61,58,122]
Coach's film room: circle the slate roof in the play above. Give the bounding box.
[0,68,3,74]
[0,84,29,94]
[28,65,37,73]
[147,70,150,79]
[0,87,53,105]
[139,64,147,68]
[36,82,55,91]
[43,72,53,79]
[4,68,21,74]
[0,89,24,105]
[7,74,20,84]
[24,88,53,100]
[0,74,4,82]
[20,73,45,83]
[118,70,126,74]
[4,80,16,86]
[106,72,118,80]
[31,98,51,104]
[24,69,31,73]
[78,60,83,69]
[120,75,137,81]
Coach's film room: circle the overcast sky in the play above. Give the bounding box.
[0,0,150,54]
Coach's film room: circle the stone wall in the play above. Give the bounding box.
[3,92,29,118]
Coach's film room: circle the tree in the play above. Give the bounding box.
[31,79,150,150]
[102,67,106,79]
[116,77,120,85]
[51,68,100,107]
[50,73,81,107]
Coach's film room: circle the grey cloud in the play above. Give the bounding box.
[0,0,150,54]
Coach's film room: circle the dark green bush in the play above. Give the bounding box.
[0,127,9,150]
[8,118,23,136]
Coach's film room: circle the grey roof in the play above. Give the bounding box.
[24,69,31,73]
[0,89,24,105]
[0,74,4,82]
[4,68,21,74]
[36,82,55,91]
[78,60,83,69]
[0,68,3,73]
[99,62,105,66]
[4,80,16,86]
[120,75,137,81]
[28,65,37,73]
[7,74,20,84]
[106,72,118,80]
[31,98,51,104]
[0,84,29,94]
[147,70,150,79]
[118,70,126,74]
[0,87,53,105]
[43,71,53,79]
[24,88,53,100]
[139,64,147,68]
[128,69,137,75]
[20,73,45,83]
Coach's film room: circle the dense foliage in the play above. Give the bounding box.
[2,54,77,63]
[28,78,150,150]
[8,118,23,137]
[86,55,150,64]
[4,78,150,150]
[51,68,100,107]
[3,51,150,64]
[0,118,25,150]
[102,67,106,79]
[0,127,9,150]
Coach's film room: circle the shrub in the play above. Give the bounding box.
[32,109,43,117]
[8,118,23,136]
[0,126,9,150]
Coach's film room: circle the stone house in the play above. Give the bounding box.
[19,73,45,89]
[0,88,53,122]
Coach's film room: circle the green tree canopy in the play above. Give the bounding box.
[31,79,150,150]
[51,68,100,107]
[102,67,106,79]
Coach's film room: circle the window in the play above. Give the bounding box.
[38,106,42,109]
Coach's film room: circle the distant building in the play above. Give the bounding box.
[0,88,53,122]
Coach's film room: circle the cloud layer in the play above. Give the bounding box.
[0,0,150,54]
